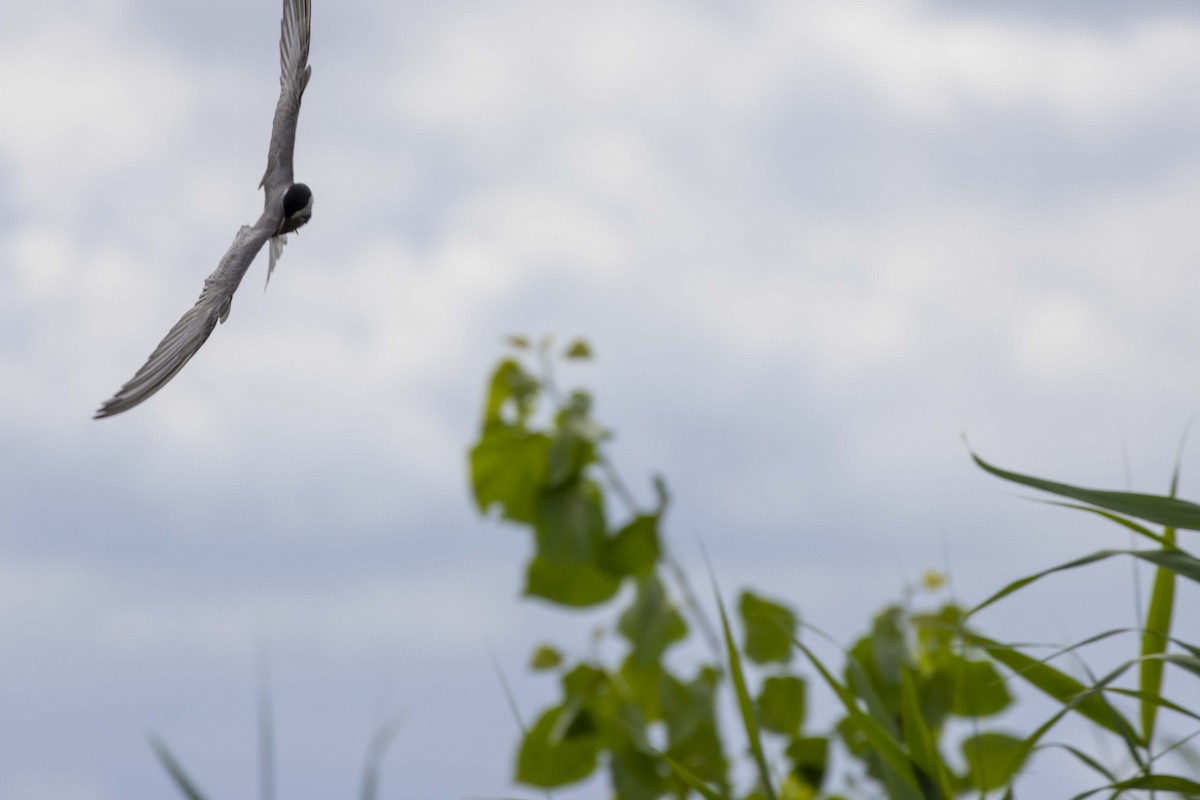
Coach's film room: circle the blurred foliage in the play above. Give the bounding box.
[470,339,1200,799]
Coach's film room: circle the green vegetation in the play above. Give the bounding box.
[471,339,1200,798]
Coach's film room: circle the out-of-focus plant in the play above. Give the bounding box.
[470,339,1200,798]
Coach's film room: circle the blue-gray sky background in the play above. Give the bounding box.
[2,0,1200,797]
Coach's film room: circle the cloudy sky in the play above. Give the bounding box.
[3,0,1200,797]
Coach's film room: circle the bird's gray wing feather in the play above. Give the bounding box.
[94,215,277,419]
[260,0,312,193]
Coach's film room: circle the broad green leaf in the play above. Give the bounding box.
[532,481,605,565]
[779,773,816,800]
[470,430,550,524]
[965,632,1138,740]
[951,658,1012,718]
[482,359,539,430]
[565,339,594,360]
[739,591,797,665]
[717,589,777,800]
[660,666,729,789]
[662,667,720,745]
[149,737,212,800]
[525,557,621,607]
[618,575,688,668]
[530,645,563,671]
[961,732,1024,791]
[610,742,668,800]
[785,736,828,791]
[546,395,598,488]
[619,657,665,722]
[601,515,661,578]
[970,450,1200,530]
[757,675,807,735]
[517,705,602,788]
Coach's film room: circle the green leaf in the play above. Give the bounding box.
[662,667,729,790]
[619,657,665,722]
[971,548,1200,618]
[794,639,923,799]
[970,450,1200,530]
[1070,774,1200,800]
[601,515,661,578]
[951,658,1012,718]
[565,339,593,360]
[546,396,598,488]
[482,359,539,430]
[506,335,531,350]
[525,557,621,607]
[716,588,777,800]
[530,645,564,671]
[618,575,688,668]
[532,481,605,565]
[149,737,212,800]
[961,732,1024,791]
[739,591,797,665]
[757,676,807,735]
[785,736,828,791]
[899,666,954,800]
[359,715,403,800]
[610,742,668,800]
[658,752,726,800]
[1142,472,1180,747]
[470,430,550,524]
[516,705,602,788]
[966,632,1139,741]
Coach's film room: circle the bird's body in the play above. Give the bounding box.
[94,0,314,419]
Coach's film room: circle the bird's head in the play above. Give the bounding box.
[280,182,313,234]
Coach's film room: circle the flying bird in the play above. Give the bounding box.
[94,0,314,419]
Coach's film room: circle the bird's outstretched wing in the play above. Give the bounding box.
[260,0,312,193]
[94,215,277,419]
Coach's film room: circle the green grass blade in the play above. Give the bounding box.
[899,665,954,799]
[149,736,213,800]
[965,633,1139,741]
[793,639,923,798]
[1039,743,1118,782]
[1141,515,1178,745]
[1038,501,1171,548]
[969,551,1124,617]
[1070,774,1200,800]
[971,549,1200,618]
[1106,688,1200,726]
[970,450,1200,530]
[1000,660,1139,790]
[713,583,776,800]
[660,753,727,800]
[360,714,403,800]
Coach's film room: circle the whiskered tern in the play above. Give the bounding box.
[94,0,314,419]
